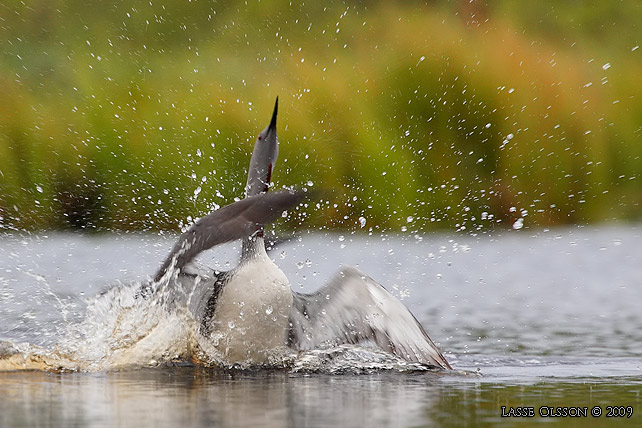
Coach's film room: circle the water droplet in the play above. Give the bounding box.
[265,306,273,315]
[512,218,524,230]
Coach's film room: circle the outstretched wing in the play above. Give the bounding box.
[288,266,451,369]
[154,190,307,281]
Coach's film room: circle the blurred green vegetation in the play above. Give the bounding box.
[1,0,641,233]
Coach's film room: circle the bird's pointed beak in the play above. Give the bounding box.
[268,96,278,132]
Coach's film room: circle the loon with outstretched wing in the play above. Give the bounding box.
[153,99,301,363]
[156,98,451,369]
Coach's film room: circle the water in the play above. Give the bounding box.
[1,226,641,427]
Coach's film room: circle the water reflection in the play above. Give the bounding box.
[0,368,446,428]
[1,367,641,428]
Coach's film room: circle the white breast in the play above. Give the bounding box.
[205,253,293,364]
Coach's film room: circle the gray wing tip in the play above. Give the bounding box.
[338,265,366,278]
[337,265,383,289]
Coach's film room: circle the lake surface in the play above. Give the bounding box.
[1,226,641,427]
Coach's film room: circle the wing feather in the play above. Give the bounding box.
[289,266,451,369]
[154,190,307,281]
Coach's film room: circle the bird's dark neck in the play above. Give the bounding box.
[241,233,266,261]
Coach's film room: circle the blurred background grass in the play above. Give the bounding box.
[1,0,641,234]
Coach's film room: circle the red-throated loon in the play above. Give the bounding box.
[154,98,451,369]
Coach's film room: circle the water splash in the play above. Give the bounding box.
[0,276,453,374]
[60,281,198,370]
[291,345,446,374]
[0,278,203,371]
